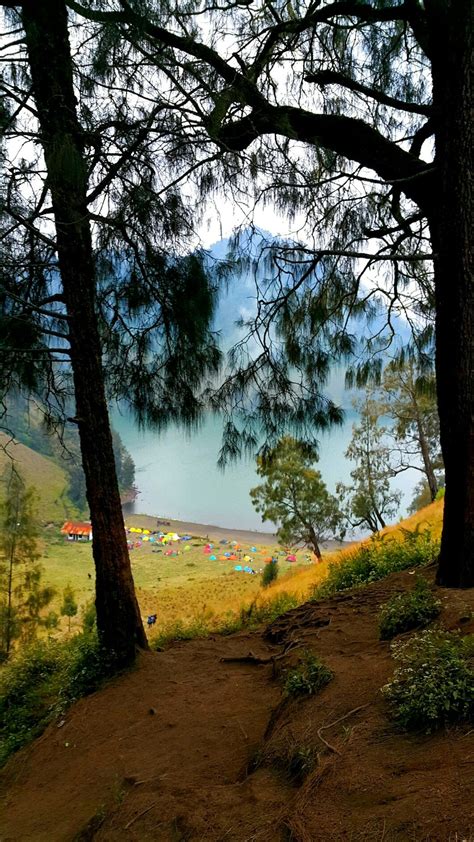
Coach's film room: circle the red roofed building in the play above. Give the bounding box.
[61,521,93,541]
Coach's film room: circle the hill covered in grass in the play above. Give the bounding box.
[265,499,444,603]
[0,433,77,524]
[2,492,473,841]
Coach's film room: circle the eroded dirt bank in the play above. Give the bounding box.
[1,568,473,841]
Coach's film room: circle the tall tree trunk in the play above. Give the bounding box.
[412,400,439,501]
[22,0,148,659]
[308,525,322,560]
[428,0,473,587]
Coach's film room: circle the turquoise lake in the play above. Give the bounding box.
[112,409,420,535]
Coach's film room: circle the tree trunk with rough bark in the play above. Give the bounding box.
[429,0,473,587]
[22,0,148,660]
[416,416,439,503]
[308,525,322,560]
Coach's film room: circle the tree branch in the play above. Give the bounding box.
[304,70,431,116]
[66,0,434,212]
[217,105,434,210]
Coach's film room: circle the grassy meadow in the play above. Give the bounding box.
[40,499,443,639]
[41,519,322,637]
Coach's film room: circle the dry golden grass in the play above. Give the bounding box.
[256,499,444,605]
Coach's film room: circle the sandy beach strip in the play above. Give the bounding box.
[123,512,349,551]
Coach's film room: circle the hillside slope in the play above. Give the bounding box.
[267,499,444,602]
[0,433,75,524]
[0,564,472,842]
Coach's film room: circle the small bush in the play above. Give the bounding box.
[284,743,316,783]
[0,634,113,765]
[382,630,474,732]
[379,578,441,640]
[261,560,279,588]
[256,740,316,785]
[312,529,438,601]
[81,601,97,635]
[284,650,333,698]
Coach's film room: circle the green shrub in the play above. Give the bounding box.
[284,743,317,783]
[312,529,439,601]
[81,600,97,635]
[379,578,441,640]
[0,633,114,766]
[284,650,333,698]
[261,560,279,588]
[382,630,474,732]
[251,736,317,785]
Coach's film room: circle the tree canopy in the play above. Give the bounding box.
[251,436,342,557]
[59,0,472,585]
[1,0,472,603]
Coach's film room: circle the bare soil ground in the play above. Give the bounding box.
[1,567,473,842]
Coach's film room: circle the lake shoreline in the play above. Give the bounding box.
[123,509,351,551]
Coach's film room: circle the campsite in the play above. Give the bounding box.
[43,515,325,638]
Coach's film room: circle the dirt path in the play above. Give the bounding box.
[1,570,473,841]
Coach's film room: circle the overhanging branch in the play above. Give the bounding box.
[304,70,431,117]
[217,105,434,210]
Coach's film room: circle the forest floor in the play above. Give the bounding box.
[1,565,473,842]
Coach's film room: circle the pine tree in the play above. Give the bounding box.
[380,361,443,502]
[250,436,342,558]
[60,584,78,634]
[0,0,221,664]
[337,399,401,535]
[0,467,55,659]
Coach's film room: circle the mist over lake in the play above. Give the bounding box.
[113,408,420,535]
[113,232,420,535]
